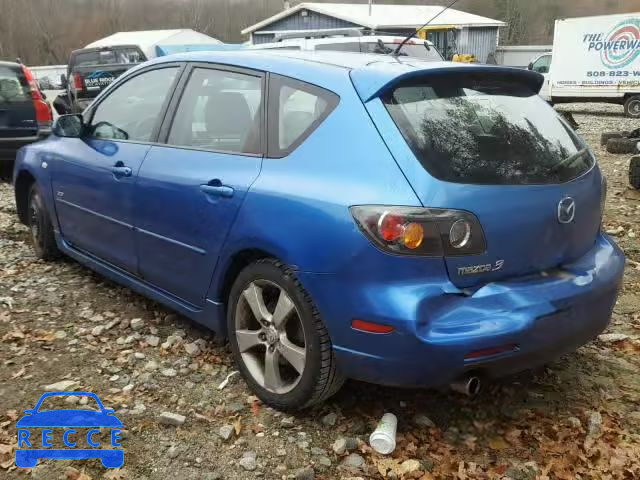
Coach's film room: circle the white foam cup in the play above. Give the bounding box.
[369,412,397,454]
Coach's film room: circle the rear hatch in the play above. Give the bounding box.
[360,67,603,288]
[0,64,37,138]
[69,46,146,102]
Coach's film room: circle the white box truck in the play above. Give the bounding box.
[528,13,640,117]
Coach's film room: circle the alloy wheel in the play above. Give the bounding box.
[234,280,306,394]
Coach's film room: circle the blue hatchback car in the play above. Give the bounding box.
[13,50,624,409]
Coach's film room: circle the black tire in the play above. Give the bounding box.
[0,162,12,182]
[624,95,640,118]
[630,156,640,190]
[600,131,629,146]
[27,184,60,260]
[227,259,344,410]
[606,137,640,154]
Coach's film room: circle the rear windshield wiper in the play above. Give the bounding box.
[552,147,590,173]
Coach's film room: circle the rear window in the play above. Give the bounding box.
[383,76,594,185]
[0,66,30,103]
[72,48,145,67]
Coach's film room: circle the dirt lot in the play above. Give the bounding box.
[1,104,639,480]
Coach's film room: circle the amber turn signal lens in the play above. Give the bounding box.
[402,222,424,249]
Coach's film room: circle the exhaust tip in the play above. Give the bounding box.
[450,376,481,397]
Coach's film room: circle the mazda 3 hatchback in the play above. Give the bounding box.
[13,51,624,410]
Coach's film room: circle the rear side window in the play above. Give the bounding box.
[383,75,594,185]
[0,66,30,103]
[268,75,338,158]
[89,67,178,142]
[167,68,263,155]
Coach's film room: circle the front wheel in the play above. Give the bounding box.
[624,95,640,118]
[227,259,343,410]
[28,184,60,260]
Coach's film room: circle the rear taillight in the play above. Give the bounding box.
[350,206,486,256]
[73,73,84,91]
[21,65,53,128]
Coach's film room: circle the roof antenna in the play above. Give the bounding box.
[393,0,461,57]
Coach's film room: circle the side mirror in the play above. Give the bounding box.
[53,114,84,138]
[23,409,35,415]
[60,74,68,89]
[527,62,533,70]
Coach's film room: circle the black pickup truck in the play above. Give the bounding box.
[54,45,146,114]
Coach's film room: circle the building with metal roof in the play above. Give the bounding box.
[241,3,506,62]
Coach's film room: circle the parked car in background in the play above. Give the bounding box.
[37,76,54,91]
[56,29,223,114]
[0,61,52,179]
[249,31,443,61]
[61,45,147,114]
[13,50,624,409]
[530,13,640,117]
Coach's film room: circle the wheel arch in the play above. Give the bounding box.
[215,247,282,308]
[14,169,37,225]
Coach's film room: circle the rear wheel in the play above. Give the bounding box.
[624,95,640,118]
[630,156,640,190]
[606,137,640,154]
[28,184,60,260]
[227,259,343,410]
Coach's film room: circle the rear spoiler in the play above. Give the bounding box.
[350,61,545,102]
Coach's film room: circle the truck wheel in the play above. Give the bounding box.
[606,137,640,154]
[630,156,640,190]
[600,131,630,146]
[624,95,640,118]
[227,259,344,410]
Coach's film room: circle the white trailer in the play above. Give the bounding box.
[528,13,640,117]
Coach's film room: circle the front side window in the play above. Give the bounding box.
[383,75,593,185]
[268,75,339,157]
[167,68,263,154]
[89,67,178,142]
[531,55,551,74]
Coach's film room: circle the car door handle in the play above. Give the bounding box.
[200,184,234,198]
[111,166,132,177]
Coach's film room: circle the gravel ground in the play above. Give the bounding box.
[1,103,639,480]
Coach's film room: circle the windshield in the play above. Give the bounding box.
[383,76,593,185]
[0,66,30,103]
[73,47,145,67]
[314,39,442,61]
[363,41,443,61]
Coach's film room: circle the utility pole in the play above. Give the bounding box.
[369,0,373,16]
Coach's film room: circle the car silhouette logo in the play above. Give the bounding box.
[557,197,576,224]
[15,391,124,469]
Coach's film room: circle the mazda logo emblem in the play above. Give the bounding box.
[557,197,576,224]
